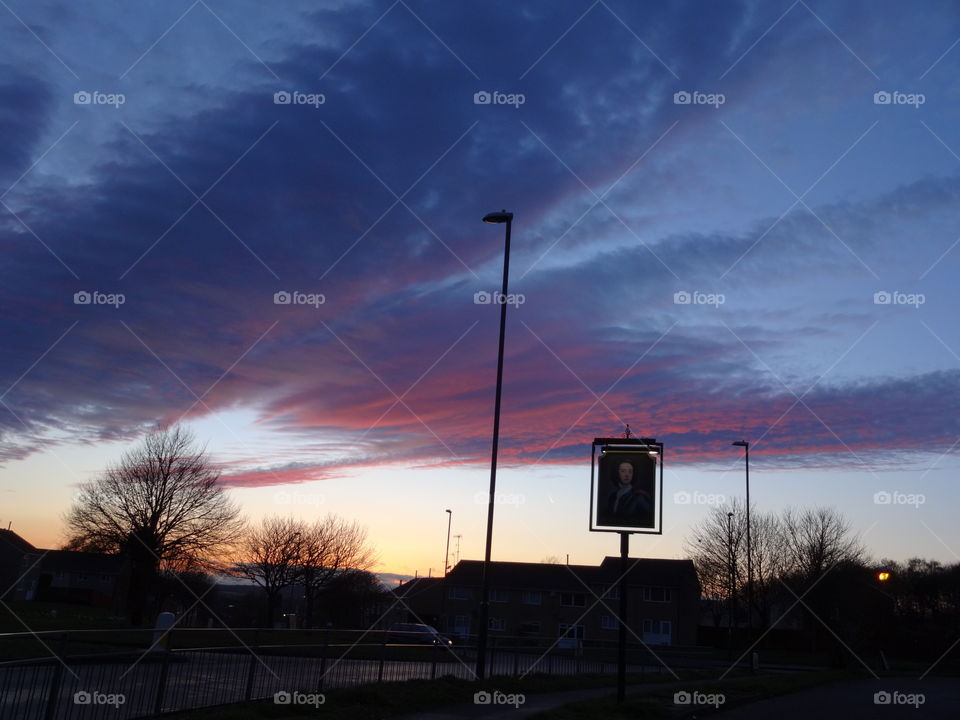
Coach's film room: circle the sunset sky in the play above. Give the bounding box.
[2,1,959,581]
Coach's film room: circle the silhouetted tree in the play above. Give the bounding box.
[235,516,305,626]
[684,499,783,628]
[779,506,864,586]
[235,514,376,627]
[64,425,243,624]
[318,569,386,627]
[299,515,376,627]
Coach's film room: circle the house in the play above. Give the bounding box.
[0,529,128,612]
[394,557,700,646]
[0,528,36,601]
[392,576,444,628]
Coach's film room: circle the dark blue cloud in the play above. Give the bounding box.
[1,0,959,476]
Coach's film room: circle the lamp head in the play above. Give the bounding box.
[483,210,513,224]
[732,440,748,447]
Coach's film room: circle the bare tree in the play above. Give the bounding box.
[777,506,865,655]
[64,424,244,623]
[780,506,864,584]
[236,513,376,627]
[684,499,784,628]
[235,516,306,626]
[300,514,376,627]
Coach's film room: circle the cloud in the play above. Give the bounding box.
[1,1,958,484]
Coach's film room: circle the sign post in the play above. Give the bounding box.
[589,434,663,704]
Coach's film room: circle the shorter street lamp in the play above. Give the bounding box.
[732,440,752,631]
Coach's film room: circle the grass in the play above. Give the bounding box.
[0,601,130,633]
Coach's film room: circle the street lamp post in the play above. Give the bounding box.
[444,509,452,576]
[732,441,752,635]
[440,509,452,637]
[476,210,513,681]
[727,511,735,659]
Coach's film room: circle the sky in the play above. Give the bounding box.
[2,0,960,582]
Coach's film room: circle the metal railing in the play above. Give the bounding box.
[0,628,644,719]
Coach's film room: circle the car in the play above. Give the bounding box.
[388,622,453,646]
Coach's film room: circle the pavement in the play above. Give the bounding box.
[719,677,960,719]
[389,678,690,719]
[389,675,960,719]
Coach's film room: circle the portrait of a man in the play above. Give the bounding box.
[595,451,656,529]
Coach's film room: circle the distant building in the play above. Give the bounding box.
[0,529,127,612]
[0,529,35,600]
[393,557,700,646]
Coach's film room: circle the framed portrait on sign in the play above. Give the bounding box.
[589,440,663,534]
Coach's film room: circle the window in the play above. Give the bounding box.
[642,619,671,635]
[453,615,470,634]
[560,592,586,607]
[448,586,471,600]
[518,621,541,635]
[489,589,508,603]
[641,587,672,603]
[522,590,542,605]
[489,617,506,631]
[600,615,619,630]
[600,585,619,600]
[558,623,584,639]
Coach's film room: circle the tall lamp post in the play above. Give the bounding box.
[444,509,452,576]
[732,441,752,634]
[476,210,513,680]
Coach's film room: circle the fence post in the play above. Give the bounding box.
[42,633,69,720]
[153,627,173,715]
[244,630,260,701]
[377,631,386,683]
[430,640,438,679]
[513,648,519,677]
[318,627,329,691]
